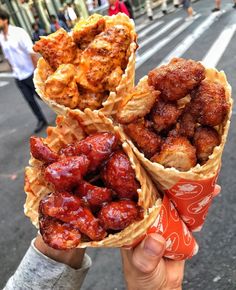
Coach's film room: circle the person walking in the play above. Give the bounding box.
[212,0,236,12]
[49,15,69,33]
[183,0,196,21]
[32,22,46,43]
[161,0,179,15]
[108,0,130,17]
[0,9,48,133]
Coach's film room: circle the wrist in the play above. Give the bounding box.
[34,235,86,269]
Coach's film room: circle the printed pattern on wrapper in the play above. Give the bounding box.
[124,195,198,261]
[166,172,219,232]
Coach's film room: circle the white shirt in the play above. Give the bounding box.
[0,25,35,80]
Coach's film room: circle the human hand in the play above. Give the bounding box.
[34,234,86,269]
[121,233,185,290]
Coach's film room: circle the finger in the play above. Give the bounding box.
[164,259,185,289]
[213,184,221,197]
[132,233,166,273]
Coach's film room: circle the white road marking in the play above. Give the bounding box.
[139,17,182,49]
[0,72,14,78]
[136,15,200,69]
[160,12,224,65]
[138,20,164,38]
[0,81,9,87]
[202,24,236,67]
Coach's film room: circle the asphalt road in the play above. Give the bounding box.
[0,0,236,289]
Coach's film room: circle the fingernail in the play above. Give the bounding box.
[143,234,165,257]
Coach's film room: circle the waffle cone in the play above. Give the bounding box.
[24,111,162,247]
[34,13,137,117]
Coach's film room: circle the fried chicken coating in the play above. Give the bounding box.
[39,215,81,250]
[150,99,182,133]
[148,58,205,101]
[124,119,162,158]
[33,29,77,70]
[193,126,221,164]
[76,25,131,92]
[151,136,197,171]
[190,80,228,126]
[77,87,107,110]
[73,14,105,49]
[45,64,79,109]
[37,58,54,82]
[117,78,160,124]
[101,151,139,200]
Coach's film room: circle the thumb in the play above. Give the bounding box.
[132,233,166,273]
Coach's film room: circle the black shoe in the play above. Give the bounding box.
[162,10,167,15]
[212,7,220,12]
[174,4,179,8]
[34,120,48,133]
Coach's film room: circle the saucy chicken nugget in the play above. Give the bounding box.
[148,58,205,101]
[193,126,221,164]
[190,79,229,127]
[117,77,160,124]
[73,14,105,49]
[33,29,77,70]
[124,118,162,158]
[76,25,131,93]
[151,136,197,171]
[150,98,182,133]
[45,64,79,109]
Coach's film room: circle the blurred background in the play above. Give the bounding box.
[0,0,236,289]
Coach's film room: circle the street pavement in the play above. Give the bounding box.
[0,0,236,288]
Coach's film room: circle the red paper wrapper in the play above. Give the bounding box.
[124,195,198,261]
[165,172,219,232]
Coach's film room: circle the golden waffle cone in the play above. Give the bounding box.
[24,111,162,247]
[34,13,137,118]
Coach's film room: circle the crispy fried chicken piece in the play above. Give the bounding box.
[77,87,108,110]
[39,215,81,250]
[148,58,205,101]
[193,126,221,164]
[73,14,105,49]
[37,58,54,82]
[101,151,139,200]
[45,64,79,109]
[190,79,228,126]
[124,119,162,158]
[33,29,77,70]
[150,98,182,133]
[76,25,132,92]
[39,191,107,241]
[151,136,197,171]
[117,78,160,124]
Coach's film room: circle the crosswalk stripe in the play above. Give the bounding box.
[138,21,164,39]
[139,17,182,49]
[0,72,13,78]
[0,81,9,87]
[159,12,225,65]
[136,15,200,69]
[202,24,236,68]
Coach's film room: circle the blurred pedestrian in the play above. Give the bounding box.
[0,9,48,133]
[65,3,78,27]
[108,0,130,17]
[57,7,69,31]
[183,0,196,21]
[49,15,69,33]
[161,0,179,14]
[212,0,236,12]
[32,22,46,43]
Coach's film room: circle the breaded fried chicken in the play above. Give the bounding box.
[190,79,228,126]
[148,58,205,101]
[150,98,182,133]
[33,29,77,70]
[124,119,162,158]
[151,136,197,171]
[45,64,79,108]
[193,126,221,163]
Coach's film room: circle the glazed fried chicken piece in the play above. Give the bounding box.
[45,64,79,109]
[190,80,228,126]
[124,119,162,158]
[101,151,139,200]
[117,78,160,124]
[73,14,105,49]
[151,136,197,171]
[37,58,54,82]
[193,126,221,164]
[76,25,132,93]
[150,98,182,133]
[39,215,81,250]
[77,87,108,110]
[33,29,77,70]
[148,58,205,101]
